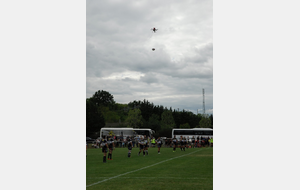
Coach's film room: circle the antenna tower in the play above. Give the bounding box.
[202,88,206,117]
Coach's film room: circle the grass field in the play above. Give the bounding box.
[86,147,213,190]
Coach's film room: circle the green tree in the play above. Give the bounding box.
[91,90,115,107]
[126,108,143,128]
[161,110,175,129]
[86,98,105,138]
[199,116,212,128]
[102,108,121,122]
[209,114,213,128]
[157,128,173,138]
[148,114,161,132]
[180,123,191,129]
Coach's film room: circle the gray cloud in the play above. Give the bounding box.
[87,0,213,114]
[139,73,159,84]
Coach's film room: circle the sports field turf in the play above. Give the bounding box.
[86,147,213,190]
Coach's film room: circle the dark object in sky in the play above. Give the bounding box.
[151,28,158,33]
[152,48,155,51]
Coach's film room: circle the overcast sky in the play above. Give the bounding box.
[86,0,213,115]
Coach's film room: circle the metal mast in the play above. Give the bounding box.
[202,88,206,117]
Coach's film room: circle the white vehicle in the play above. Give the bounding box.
[172,128,213,140]
[100,128,155,138]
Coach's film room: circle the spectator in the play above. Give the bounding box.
[151,136,156,148]
[118,138,122,148]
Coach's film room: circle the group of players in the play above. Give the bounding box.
[172,136,190,152]
[100,135,163,163]
[100,135,193,163]
[98,135,211,163]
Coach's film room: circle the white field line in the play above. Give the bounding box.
[87,177,208,179]
[88,177,209,180]
[119,177,210,179]
[86,149,203,188]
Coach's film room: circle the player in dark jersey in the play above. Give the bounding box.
[180,136,184,151]
[156,137,162,154]
[138,136,144,156]
[107,136,114,160]
[183,137,187,151]
[172,136,177,152]
[143,135,149,156]
[196,136,200,148]
[191,136,195,148]
[101,137,108,163]
[127,137,133,158]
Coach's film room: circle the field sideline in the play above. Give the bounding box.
[86,147,213,189]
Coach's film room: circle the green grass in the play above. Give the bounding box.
[86,147,213,190]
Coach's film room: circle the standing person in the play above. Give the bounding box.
[151,136,156,148]
[127,137,133,158]
[180,136,184,151]
[144,135,149,156]
[138,136,144,156]
[172,136,177,152]
[183,137,187,151]
[100,136,108,163]
[186,137,189,149]
[107,136,115,160]
[118,137,122,148]
[156,137,162,154]
[201,137,205,148]
[122,138,125,148]
[191,136,195,148]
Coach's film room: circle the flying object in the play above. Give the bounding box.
[152,48,155,51]
[151,27,158,33]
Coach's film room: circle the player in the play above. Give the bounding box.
[100,136,108,163]
[143,135,149,156]
[127,136,133,158]
[183,137,187,151]
[191,136,195,148]
[156,137,162,154]
[107,136,114,160]
[172,136,177,152]
[180,136,184,151]
[138,136,144,156]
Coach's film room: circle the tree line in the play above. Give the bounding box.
[86,90,213,138]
